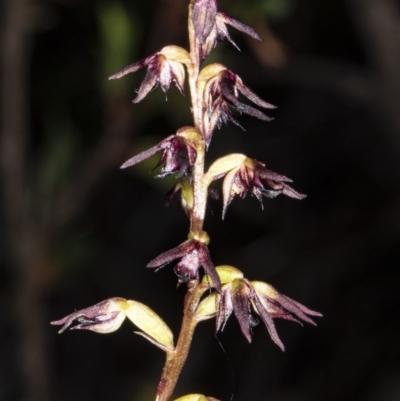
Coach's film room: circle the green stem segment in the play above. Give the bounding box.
[155,285,207,401]
[187,3,207,234]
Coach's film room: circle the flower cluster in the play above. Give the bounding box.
[53,1,322,400]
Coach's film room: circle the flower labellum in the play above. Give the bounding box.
[51,298,127,334]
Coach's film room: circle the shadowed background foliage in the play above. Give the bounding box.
[1,0,400,401]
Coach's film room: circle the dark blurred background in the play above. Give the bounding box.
[1,0,400,400]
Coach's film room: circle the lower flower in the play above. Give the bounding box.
[216,278,322,351]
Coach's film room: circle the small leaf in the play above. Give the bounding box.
[125,300,174,351]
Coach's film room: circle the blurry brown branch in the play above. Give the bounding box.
[0,2,140,401]
[346,0,400,146]
[0,1,51,401]
[347,0,400,79]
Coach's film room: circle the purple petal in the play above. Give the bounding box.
[290,299,323,317]
[216,289,233,332]
[253,295,285,351]
[120,136,174,169]
[258,166,293,183]
[133,67,160,103]
[235,102,274,122]
[262,179,307,200]
[198,244,221,291]
[232,281,253,343]
[218,13,262,41]
[109,56,152,80]
[281,183,307,200]
[237,82,277,110]
[147,239,196,268]
[222,168,239,219]
[278,294,322,325]
[214,18,240,51]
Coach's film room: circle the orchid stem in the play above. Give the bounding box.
[155,284,207,401]
[187,3,207,235]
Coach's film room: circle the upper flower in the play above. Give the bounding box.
[216,278,322,351]
[120,127,201,179]
[192,0,262,59]
[109,45,191,103]
[198,64,276,143]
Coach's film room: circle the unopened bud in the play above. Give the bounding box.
[192,0,218,44]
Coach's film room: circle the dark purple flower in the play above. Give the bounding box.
[222,157,306,218]
[191,0,262,59]
[121,127,200,179]
[216,279,322,350]
[147,238,221,291]
[109,46,191,103]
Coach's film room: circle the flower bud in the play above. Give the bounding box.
[192,0,218,44]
